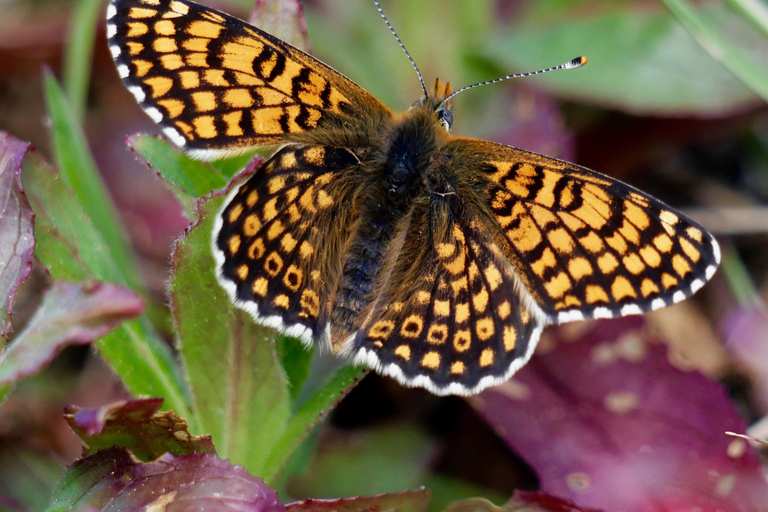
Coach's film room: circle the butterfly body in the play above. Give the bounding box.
[108,0,721,395]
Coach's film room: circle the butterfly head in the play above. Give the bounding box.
[411,78,454,131]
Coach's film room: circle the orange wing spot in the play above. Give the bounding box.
[544,271,571,299]
[299,241,314,258]
[562,295,581,307]
[273,294,290,309]
[245,190,259,207]
[415,291,431,305]
[370,320,395,339]
[193,115,217,138]
[521,309,531,324]
[531,247,557,278]
[605,232,628,255]
[127,22,149,37]
[157,98,185,118]
[391,302,405,313]
[427,324,448,345]
[178,70,200,88]
[453,330,471,352]
[191,91,217,112]
[395,345,411,361]
[223,110,244,136]
[680,238,701,263]
[480,349,494,367]
[455,303,470,324]
[228,234,241,254]
[653,233,674,253]
[185,52,208,68]
[611,275,637,301]
[473,287,489,312]
[421,351,441,370]
[299,289,319,318]
[262,197,279,222]
[236,265,249,281]
[280,152,297,169]
[133,59,153,77]
[169,0,189,15]
[548,228,575,254]
[672,254,692,277]
[586,285,609,304]
[450,361,465,375]
[476,317,495,340]
[241,213,260,236]
[252,277,268,297]
[129,7,158,19]
[433,299,450,317]
[160,53,184,70]
[223,88,254,108]
[532,169,560,208]
[280,233,297,252]
[267,220,285,240]
[597,252,619,274]
[498,300,511,320]
[436,242,456,259]
[686,226,703,242]
[264,252,284,276]
[283,265,302,291]
[639,245,661,267]
[450,276,468,295]
[618,219,641,245]
[317,190,334,208]
[126,41,144,55]
[578,231,604,253]
[304,147,326,166]
[204,69,230,86]
[640,278,659,297]
[182,37,210,52]
[622,253,645,275]
[401,315,424,338]
[624,202,650,229]
[144,76,174,98]
[484,263,503,291]
[227,204,244,223]
[248,238,265,259]
[443,247,467,275]
[661,272,678,289]
[503,325,516,351]
[175,121,193,136]
[187,20,224,38]
[568,257,593,279]
[152,37,177,53]
[267,177,286,194]
[659,210,679,226]
[571,200,610,230]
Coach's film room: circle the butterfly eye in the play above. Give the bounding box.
[437,108,453,130]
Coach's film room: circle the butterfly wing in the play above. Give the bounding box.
[347,196,545,396]
[446,138,720,323]
[106,0,390,158]
[215,144,363,344]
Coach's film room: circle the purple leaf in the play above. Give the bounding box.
[0,281,144,387]
[0,132,34,341]
[471,317,768,511]
[286,489,431,512]
[444,492,604,512]
[48,448,285,512]
[65,398,215,460]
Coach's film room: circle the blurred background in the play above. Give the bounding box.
[2,0,768,510]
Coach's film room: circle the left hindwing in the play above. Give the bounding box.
[107,0,389,158]
[446,138,720,323]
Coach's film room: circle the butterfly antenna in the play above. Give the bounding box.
[442,56,588,105]
[372,0,428,98]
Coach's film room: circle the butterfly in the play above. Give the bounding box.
[107,0,720,395]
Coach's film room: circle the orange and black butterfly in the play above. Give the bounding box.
[107,0,720,395]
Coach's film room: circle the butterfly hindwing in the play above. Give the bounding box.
[106,0,389,158]
[214,144,362,344]
[349,197,545,395]
[446,138,720,323]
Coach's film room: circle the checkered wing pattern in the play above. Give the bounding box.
[349,198,545,396]
[214,145,362,344]
[106,0,388,158]
[447,139,721,324]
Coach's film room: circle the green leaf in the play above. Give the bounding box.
[43,71,142,291]
[663,0,768,103]
[488,1,762,116]
[262,365,366,482]
[20,152,191,419]
[63,0,102,120]
[171,194,292,476]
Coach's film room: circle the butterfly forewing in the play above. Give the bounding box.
[350,197,545,395]
[214,145,363,343]
[446,139,720,324]
[106,0,388,158]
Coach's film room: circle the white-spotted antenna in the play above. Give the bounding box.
[441,56,588,105]
[372,0,428,98]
